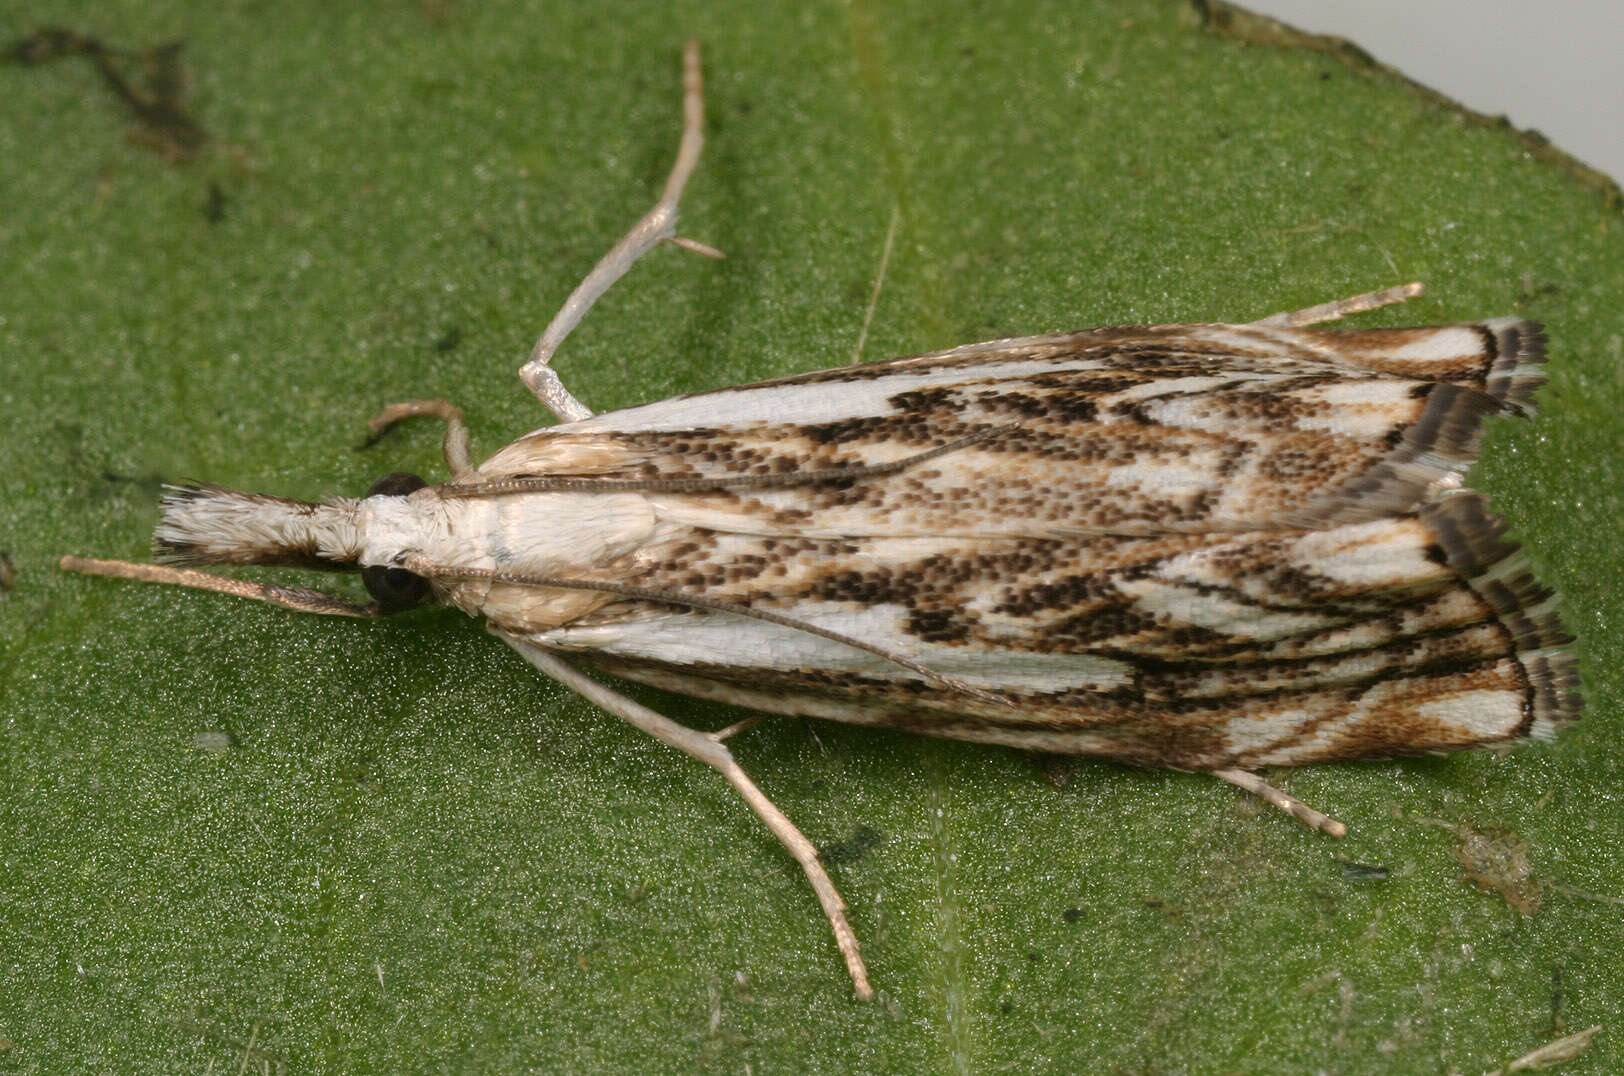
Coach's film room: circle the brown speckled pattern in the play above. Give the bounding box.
[481,321,1545,536]
[479,319,1577,770]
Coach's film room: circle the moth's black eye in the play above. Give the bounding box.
[366,472,428,498]
[362,564,431,613]
[361,473,429,611]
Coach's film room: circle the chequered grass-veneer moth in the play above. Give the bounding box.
[62,42,1578,1000]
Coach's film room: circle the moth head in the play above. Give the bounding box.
[145,471,436,616]
[353,472,433,613]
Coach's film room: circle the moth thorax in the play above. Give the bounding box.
[153,483,363,568]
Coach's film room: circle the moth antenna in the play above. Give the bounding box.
[441,428,1003,497]
[410,558,1017,711]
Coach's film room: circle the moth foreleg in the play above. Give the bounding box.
[499,633,875,1001]
[1253,281,1424,327]
[1210,768,1348,838]
[59,556,380,617]
[365,399,474,480]
[518,40,721,423]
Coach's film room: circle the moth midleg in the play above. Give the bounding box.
[1253,281,1424,327]
[1210,768,1348,838]
[365,398,474,479]
[518,40,720,423]
[499,633,875,1001]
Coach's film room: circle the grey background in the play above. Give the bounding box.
[1242,1,1623,187]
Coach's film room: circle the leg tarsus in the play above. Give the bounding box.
[365,399,474,480]
[500,634,875,1001]
[518,40,710,422]
[1253,281,1425,327]
[1211,768,1348,838]
[716,756,874,1001]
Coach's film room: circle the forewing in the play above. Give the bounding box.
[479,319,1548,537]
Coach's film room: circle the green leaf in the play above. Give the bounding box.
[4,1,1620,1071]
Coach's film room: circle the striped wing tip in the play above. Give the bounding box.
[1479,317,1549,414]
[1422,491,1580,739]
[1292,318,1552,529]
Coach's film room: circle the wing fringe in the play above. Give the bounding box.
[1293,318,1550,527]
[1421,490,1580,740]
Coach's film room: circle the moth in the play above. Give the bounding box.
[62,42,1578,1001]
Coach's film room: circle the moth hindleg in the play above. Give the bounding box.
[518,40,720,424]
[1253,281,1424,327]
[1210,768,1348,838]
[499,632,875,1001]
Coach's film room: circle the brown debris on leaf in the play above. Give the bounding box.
[1419,817,1545,915]
[5,26,210,161]
[1484,1024,1602,1075]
